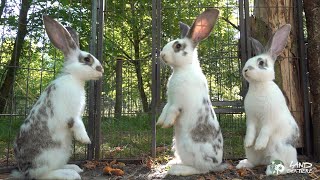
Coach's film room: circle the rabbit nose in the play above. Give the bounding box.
[96,66,104,73]
[160,53,166,59]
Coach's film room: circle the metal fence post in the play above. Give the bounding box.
[239,0,250,95]
[94,0,105,160]
[151,0,161,158]
[295,0,311,158]
[88,0,98,160]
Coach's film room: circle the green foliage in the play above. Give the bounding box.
[0,0,243,114]
[103,0,153,113]
[161,0,241,102]
[0,0,246,161]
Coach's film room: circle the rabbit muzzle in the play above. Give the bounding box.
[160,53,167,63]
[96,65,104,73]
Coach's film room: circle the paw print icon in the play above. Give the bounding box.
[270,160,285,175]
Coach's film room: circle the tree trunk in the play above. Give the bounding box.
[115,58,123,118]
[133,60,149,112]
[130,1,149,113]
[251,0,304,147]
[0,0,5,21]
[0,0,31,113]
[304,0,320,160]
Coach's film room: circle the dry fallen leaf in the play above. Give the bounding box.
[110,160,117,167]
[83,160,99,170]
[156,146,167,153]
[204,175,216,180]
[196,176,205,180]
[111,168,125,176]
[103,166,125,176]
[309,173,315,179]
[117,162,126,168]
[236,168,248,177]
[112,162,126,169]
[103,166,113,175]
[112,161,126,169]
[146,158,153,169]
[115,146,122,151]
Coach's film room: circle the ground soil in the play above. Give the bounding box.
[80,160,318,180]
[0,160,318,180]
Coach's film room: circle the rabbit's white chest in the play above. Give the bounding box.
[244,93,271,125]
[167,71,206,103]
[245,93,269,111]
[244,82,288,125]
[47,75,86,125]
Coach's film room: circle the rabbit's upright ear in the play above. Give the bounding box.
[179,22,190,38]
[43,15,79,56]
[65,27,80,47]
[266,24,291,60]
[249,37,265,56]
[186,8,219,47]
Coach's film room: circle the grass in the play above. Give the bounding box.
[0,113,246,166]
[99,114,174,159]
[98,113,246,159]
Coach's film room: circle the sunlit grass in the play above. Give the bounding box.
[0,113,246,165]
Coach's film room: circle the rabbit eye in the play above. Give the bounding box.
[176,43,181,49]
[84,57,91,62]
[258,60,264,66]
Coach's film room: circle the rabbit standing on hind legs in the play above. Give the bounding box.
[157,8,226,176]
[11,15,103,180]
[236,24,299,176]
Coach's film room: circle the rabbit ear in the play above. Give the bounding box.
[43,15,79,56]
[266,24,291,60]
[186,8,219,46]
[179,22,190,38]
[65,27,80,47]
[249,37,265,55]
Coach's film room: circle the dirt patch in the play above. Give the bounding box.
[0,160,318,179]
[81,160,318,180]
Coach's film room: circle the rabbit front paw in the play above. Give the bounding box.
[254,138,268,150]
[156,113,166,126]
[63,164,83,173]
[236,159,254,169]
[244,136,255,148]
[254,131,270,150]
[157,105,180,128]
[162,118,175,128]
[157,116,175,128]
[75,131,91,144]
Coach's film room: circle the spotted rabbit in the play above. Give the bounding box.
[157,9,226,176]
[236,24,299,176]
[12,15,103,179]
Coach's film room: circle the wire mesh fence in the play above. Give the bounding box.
[0,0,92,171]
[0,0,309,173]
[159,0,246,159]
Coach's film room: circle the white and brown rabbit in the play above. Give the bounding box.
[236,24,299,175]
[157,8,225,176]
[11,15,103,179]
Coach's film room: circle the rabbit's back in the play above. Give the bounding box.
[14,95,67,175]
[14,75,85,175]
